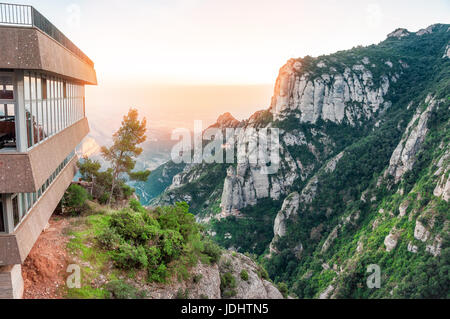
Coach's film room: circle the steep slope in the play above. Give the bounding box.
[150,24,449,298]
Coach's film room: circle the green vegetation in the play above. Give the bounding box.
[65,200,224,298]
[96,201,219,283]
[61,184,90,215]
[105,280,147,299]
[211,198,281,255]
[100,108,151,204]
[77,108,151,206]
[220,272,237,298]
[240,269,249,281]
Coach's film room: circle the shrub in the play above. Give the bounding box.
[99,192,110,205]
[62,184,89,215]
[240,269,249,281]
[109,209,157,244]
[220,272,237,297]
[129,198,146,213]
[175,288,189,299]
[193,274,203,283]
[277,282,289,298]
[106,280,147,299]
[111,243,148,269]
[257,266,269,280]
[148,263,169,283]
[202,240,222,264]
[97,228,122,250]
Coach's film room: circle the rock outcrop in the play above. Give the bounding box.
[387,28,410,38]
[443,44,450,59]
[384,232,399,252]
[386,96,436,182]
[270,58,392,125]
[269,192,300,254]
[135,251,283,299]
[219,251,283,299]
[220,166,245,214]
[414,221,430,242]
[433,148,450,202]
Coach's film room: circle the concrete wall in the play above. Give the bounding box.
[0,264,23,299]
[0,156,78,265]
[0,26,96,85]
[0,118,89,193]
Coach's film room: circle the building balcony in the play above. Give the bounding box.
[0,117,89,193]
[0,3,97,85]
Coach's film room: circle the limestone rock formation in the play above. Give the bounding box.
[414,221,430,242]
[386,96,436,182]
[219,251,283,299]
[384,232,399,252]
[269,192,300,254]
[270,58,392,125]
[387,28,410,38]
[443,44,450,59]
[433,149,450,201]
[220,166,245,214]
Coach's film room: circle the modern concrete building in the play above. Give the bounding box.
[0,3,96,298]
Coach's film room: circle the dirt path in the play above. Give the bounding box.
[22,216,71,299]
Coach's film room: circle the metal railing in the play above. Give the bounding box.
[0,3,94,67]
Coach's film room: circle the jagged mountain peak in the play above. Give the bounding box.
[387,23,449,39]
[210,112,241,129]
[387,28,411,39]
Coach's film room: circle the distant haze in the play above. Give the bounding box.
[85,84,274,137]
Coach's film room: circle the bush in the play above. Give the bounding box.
[109,209,157,244]
[277,282,289,298]
[220,272,237,298]
[98,192,110,205]
[175,288,190,299]
[111,243,148,269]
[62,184,89,215]
[106,280,147,299]
[97,228,121,250]
[257,266,269,280]
[240,269,249,281]
[202,240,222,264]
[193,274,203,283]
[129,198,146,213]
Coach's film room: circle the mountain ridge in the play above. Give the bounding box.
[138,23,449,298]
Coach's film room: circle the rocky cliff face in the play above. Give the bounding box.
[386,95,436,182]
[270,57,394,125]
[131,251,283,299]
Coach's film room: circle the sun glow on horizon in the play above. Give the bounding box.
[7,0,449,86]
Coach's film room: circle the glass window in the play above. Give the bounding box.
[12,196,19,227]
[0,84,14,100]
[0,199,5,232]
[42,78,48,100]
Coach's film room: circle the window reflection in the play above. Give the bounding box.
[24,71,84,150]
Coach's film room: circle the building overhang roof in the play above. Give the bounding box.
[0,26,97,85]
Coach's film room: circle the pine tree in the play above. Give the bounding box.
[101,108,151,204]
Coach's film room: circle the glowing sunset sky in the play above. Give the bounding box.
[8,0,449,85]
[4,0,449,131]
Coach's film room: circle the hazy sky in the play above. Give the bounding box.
[7,0,450,85]
[4,0,449,132]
